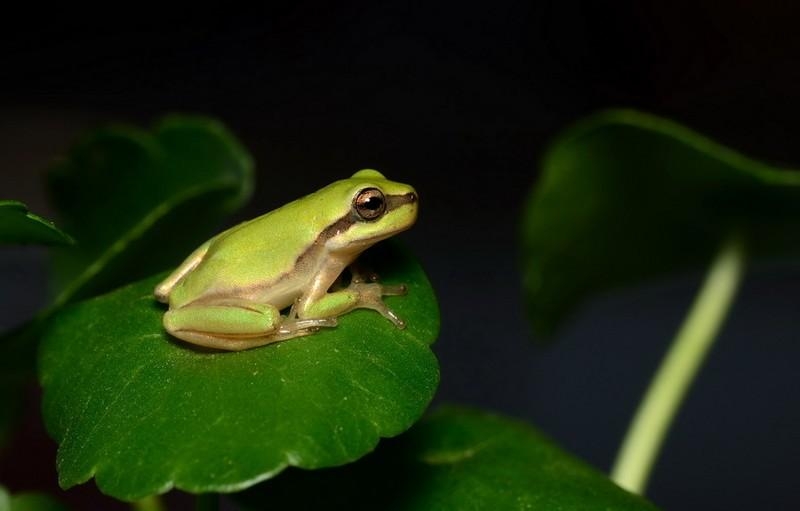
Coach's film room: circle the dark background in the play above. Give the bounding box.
[2,2,800,509]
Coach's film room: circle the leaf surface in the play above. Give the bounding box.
[39,243,439,501]
[522,109,800,333]
[235,406,660,511]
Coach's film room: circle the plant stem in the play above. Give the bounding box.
[195,494,219,511]
[610,233,746,495]
[131,495,165,511]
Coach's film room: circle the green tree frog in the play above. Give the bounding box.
[154,169,418,351]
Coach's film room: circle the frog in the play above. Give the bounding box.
[154,169,418,351]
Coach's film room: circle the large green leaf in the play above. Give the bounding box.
[522,109,800,334]
[0,201,73,246]
[235,406,659,510]
[47,115,254,308]
[39,243,439,501]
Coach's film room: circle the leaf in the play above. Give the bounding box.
[0,382,25,447]
[0,201,73,246]
[0,486,68,511]
[47,115,254,308]
[0,116,253,448]
[234,406,660,511]
[0,198,71,442]
[39,242,440,501]
[522,109,800,334]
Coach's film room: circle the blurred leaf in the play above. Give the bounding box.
[0,382,25,448]
[0,486,68,511]
[47,115,253,308]
[0,201,73,246]
[522,109,800,334]
[0,116,253,448]
[235,406,660,511]
[0,323,40,449]
[39,243,439,501]
[0,199,70,444]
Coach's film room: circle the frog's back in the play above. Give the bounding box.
[172,197,329,305]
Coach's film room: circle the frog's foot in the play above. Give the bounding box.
[276,317,338,338]
[349,281,407,328]
[297,275,409,330]
[163,301,339,351]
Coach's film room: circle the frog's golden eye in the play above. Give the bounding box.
[353,188,386,221]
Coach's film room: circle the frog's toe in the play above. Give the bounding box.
[380,283,407,296]
[380,307,406,329]
[278,317,338,336]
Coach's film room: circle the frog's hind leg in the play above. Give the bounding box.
[163,300,336,351]
[173,323,335,351]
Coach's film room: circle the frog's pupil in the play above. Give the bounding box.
[364,197,382,209]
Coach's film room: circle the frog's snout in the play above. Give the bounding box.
[388,191,418,212]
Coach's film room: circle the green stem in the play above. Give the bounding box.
[131,495,165,511]
[195,494,219,511]
[610,233,746,494]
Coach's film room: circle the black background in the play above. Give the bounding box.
[2,3,800,509]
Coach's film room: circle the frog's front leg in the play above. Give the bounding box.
[296,268,408,328]
[163,300,335,351]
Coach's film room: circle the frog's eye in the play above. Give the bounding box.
[353,188,386,221]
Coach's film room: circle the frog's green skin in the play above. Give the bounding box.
[154,169,418,351]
